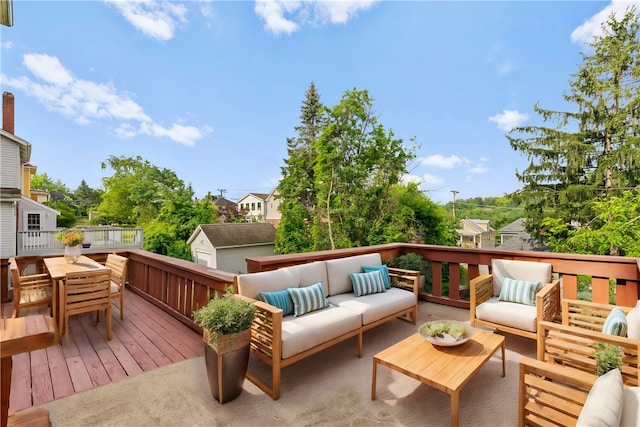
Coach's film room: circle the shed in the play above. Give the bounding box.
[187,223,276,274]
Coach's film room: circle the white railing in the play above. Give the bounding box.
[17,227,144,255]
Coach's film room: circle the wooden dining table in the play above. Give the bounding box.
[43,256,110,335]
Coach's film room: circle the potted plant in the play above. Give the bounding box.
[56,229,85,263]
[594,342,623,376]
[388,252,428,291]
[193,288,256,404]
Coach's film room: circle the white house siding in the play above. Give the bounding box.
[216,245,276,274]
[0,203,17,259]
[17,197,57,231]
[0,141,20,189]
[189,229,215,266]
[237,194,266,222]
[265,190,281,227]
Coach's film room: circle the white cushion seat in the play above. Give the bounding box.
[328,288,416,326]
[622,387,640,427]
[475,297,538,332]
[281,306,361,359]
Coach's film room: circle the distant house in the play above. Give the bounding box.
[187,223,276,274]
[237,192,269,222]
[457,218,495,248]
[212,196,238,223]
[495,218,547,251]
[265,188,281,228]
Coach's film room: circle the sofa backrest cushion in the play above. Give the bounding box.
[288,262,329,296]
[236,267,302,300]
[626,300,640,340]
[491,259,552,296]
[576,368,624,427]
[326,253,382,296]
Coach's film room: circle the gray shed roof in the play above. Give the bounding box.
[195,223,275,248]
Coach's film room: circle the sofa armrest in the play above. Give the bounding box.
[388,267,420,298]
[537,320,640,386]
[519,356,595,427]
[234,295,283,363]
[536,279,561,324]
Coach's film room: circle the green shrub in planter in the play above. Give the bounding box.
[193,289,256,344]
[594,342,623,376]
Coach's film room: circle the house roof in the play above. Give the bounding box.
[0,128,31,162]
[458,218,494,234]
[237,192,270,203]
[188,223,276,248]
[213,197,236,208]
[498,218,527,234]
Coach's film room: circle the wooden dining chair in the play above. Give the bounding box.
[9,257,55,318]
[63,270,112,340]
[105,254,128,320]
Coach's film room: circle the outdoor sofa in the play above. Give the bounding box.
[235,253,419,399]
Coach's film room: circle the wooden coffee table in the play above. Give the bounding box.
[371,329,505,427]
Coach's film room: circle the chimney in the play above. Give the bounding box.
[3,91,15,134]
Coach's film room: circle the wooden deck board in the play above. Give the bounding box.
[3,288,203,415]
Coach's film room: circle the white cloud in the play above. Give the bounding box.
[105,0,188,42]
[468,164,488,174]
[497,60,514,76]
[571,1,640,44]
[1,41,13,49]
[421,173,444,185]
[489,109,529,131]
[420,154,463,169]
[254,0,378,35]
[1,53,205,147]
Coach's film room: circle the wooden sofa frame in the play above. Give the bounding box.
[538,299,639,386]
[234,267,420,400]
[469,273,561,340]
[519,357,597,427]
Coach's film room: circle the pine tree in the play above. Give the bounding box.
[508,8,640,239]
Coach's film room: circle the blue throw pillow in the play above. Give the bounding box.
[362,265,391,289]
[257,289,294,316]
[350,270,387,297]
[498,277,541,306]
[287,282,328,317]
[602,307,628,337]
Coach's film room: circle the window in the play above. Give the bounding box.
[251,203,255,211]
[27,213,41,231]
[257,202,262,210]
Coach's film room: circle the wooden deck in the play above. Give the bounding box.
[1,288,203,416]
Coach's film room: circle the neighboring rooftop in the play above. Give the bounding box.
[193,223,275,248]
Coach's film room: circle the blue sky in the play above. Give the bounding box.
[1,1,638,204]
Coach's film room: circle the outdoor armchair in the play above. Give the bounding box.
[104,253,128,320]
[9,257,54,318]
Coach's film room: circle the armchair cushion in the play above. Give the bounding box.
[362,265,391,289]
[498,277,541,306]
[576,368,624,427]
[626,300,640,340]
[287,282,329,317]
[350,271,386,297]
[475,297,538,332]
[602,307,628,337]
[622,387,640,427]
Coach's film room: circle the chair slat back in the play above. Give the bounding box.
[105,254,128,287]
[64,270,111,309]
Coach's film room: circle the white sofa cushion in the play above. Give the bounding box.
[626,300,640,340]
[577,368,624,427]
[491,259,552,296]
[475,297,538,332]
[327,288,415,326]
[326,253,382,296]
[236,267,301,300]
[289,261,329,296]
[281,306,361,359]
[622,387,640,427]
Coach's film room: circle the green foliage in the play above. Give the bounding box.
[594,343,623,376]
[443,196,525,231]
[507,9,640,244]
[73,179,102,217]
[387,252,427,274]
[55,201,77,228]
[193,290,256,343]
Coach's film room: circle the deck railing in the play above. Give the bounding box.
[4,245,638,329]
[244,243,640,308]
[16,227,143,256]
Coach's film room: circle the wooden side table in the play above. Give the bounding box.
[1,315,57,427]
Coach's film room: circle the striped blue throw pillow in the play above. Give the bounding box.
[602,307,628,337]
[257,289,294,316]
[498,277,541,306]
[350,270,387,297]
[287,282,328,317]
[362,265,391,289]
